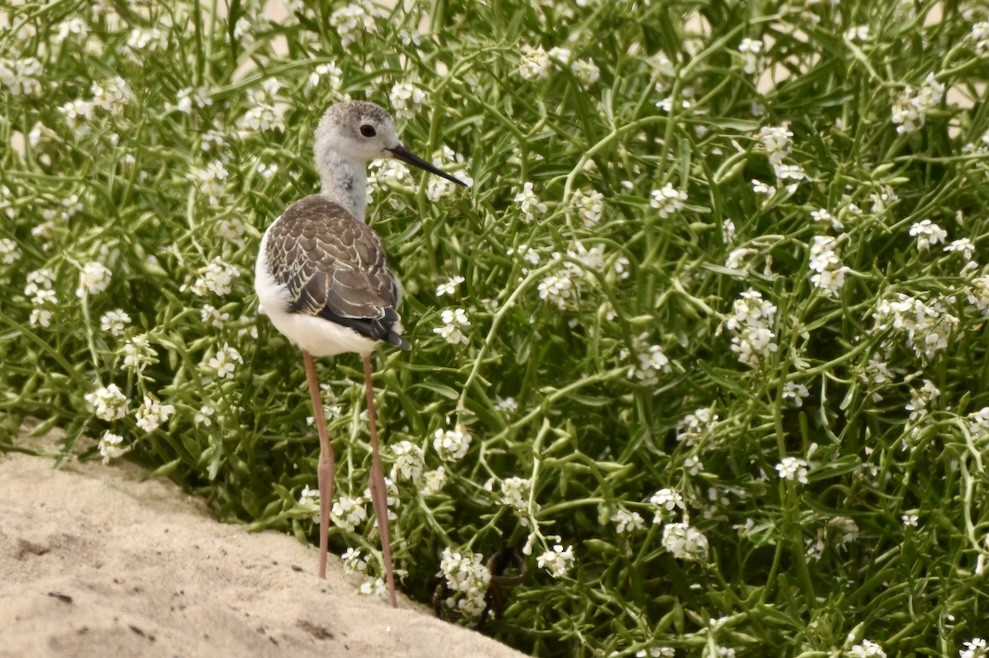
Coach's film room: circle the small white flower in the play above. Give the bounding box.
[649,183,687,218]
[421,467,447,495]
[0,237,20,265]
[536,544,575,578]
[494,396,518,414]
[190,160,229,202]
[676,408,719,447]
[173,86,212,114]
[121,335,157,373]
[538,269,577,310]
[434,308,470,344]
[358,577,386,597]
[100,309,131,336]
[892,73,944,134]
[960,637,989,658]
[611,507,645,535]
[329,0,381,47]
[194,405,215,427]
[909,218,947,250]
[436,275,465,297]
[621,333,671,385]
[782,381,811,406]
[341,547,368,575]
[307,62,343,90]
[726,289,778,368]
[848,639,886,658]
[649,488,685,523]
[201,304,230,329]
[775,456,809,484]
[98,432,126,465]
[135,396,175,433]
[206,343,243,379]
[514,182,547,222]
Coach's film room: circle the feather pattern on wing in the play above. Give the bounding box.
[264,195,409,349]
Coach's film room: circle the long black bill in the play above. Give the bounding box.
[388,144,468,187]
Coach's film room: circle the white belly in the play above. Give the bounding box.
[254,228,380,357]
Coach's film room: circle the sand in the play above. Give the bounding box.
[0,433,526,658]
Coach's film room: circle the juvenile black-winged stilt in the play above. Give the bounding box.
[255,101,466,607]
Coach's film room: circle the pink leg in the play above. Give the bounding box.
[303,350,334,580]
[363,354,397,607]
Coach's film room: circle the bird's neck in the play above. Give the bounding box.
[318,150,367,223]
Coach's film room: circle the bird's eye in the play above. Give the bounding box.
[360,124,376,138]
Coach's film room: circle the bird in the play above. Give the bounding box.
[254,101,467,607]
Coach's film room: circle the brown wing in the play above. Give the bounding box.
[265,195,409,349]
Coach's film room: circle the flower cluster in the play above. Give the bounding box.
[331,495,367,532]
[77,261,112,297]
[98,432,126,465]
[0,56,44,96]
[961,638,989,658]
[433,424,472,462]
[676,408,719,447]
[649,183,687,218]
[85,384,129,421]
[500,476,531,512]
[25,267,57,327]
[121,335,157,373]
[872,292,959,362]
[329,0,382,46]
[434,308,470,345]
[517,46,599,86]
[661,522,709,561]
[737,37,766,75]
[389,441,424,482]
[892,73,944,134]
[100,309,132,336]
[611,507,645,535]
[518,46,552,80]
[438,548,492,616]
[758,124,805,182]
[725,289,779,368]
[808,235,850,298]
[189,257,240,297]
[135,396,175,433]
[571,188,604,227]
[389,82,426,120]
[621,332,671,386]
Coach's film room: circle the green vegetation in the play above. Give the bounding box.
[3,1,989,655]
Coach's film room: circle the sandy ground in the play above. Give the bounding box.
[0,434,526,658]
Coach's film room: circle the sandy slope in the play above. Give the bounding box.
[0,436,525,658]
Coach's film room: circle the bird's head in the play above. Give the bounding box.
[314,101,467,186]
